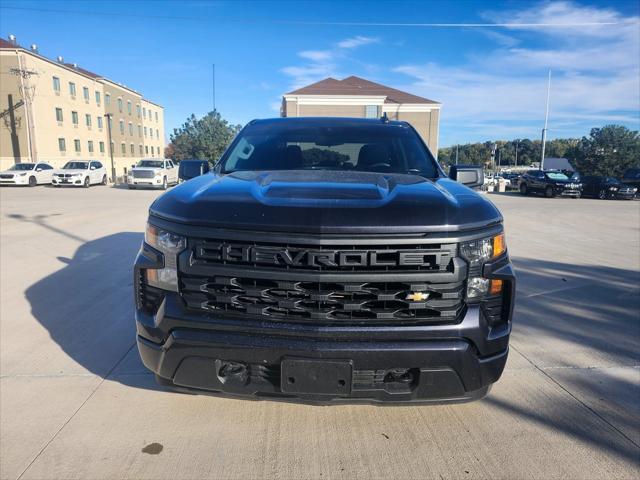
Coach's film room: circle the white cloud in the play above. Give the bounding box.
[337,36,379,49]
[299,50,333,61]
[281,36,379,90]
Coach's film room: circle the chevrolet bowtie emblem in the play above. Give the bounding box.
[406,292,429,302]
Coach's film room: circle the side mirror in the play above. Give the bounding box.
[36,168,42,172]
[90,166,96,170]
[449,165,484,188]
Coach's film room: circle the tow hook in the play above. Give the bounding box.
[215,359,249,385]
[383,368,416,385]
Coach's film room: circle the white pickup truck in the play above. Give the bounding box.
[127,159,178,190]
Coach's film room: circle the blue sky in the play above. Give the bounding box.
[1,0,638,147]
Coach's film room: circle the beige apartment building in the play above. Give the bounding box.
[282,76,441,155]
[0,36,165,178]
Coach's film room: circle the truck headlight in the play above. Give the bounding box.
[144,224,186,292]
[460,233,506,300]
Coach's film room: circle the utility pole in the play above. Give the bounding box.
[455,144,459,165]
[105,113,116,183]
[540,70,551,170]
[10,56,38,162]
[515,139,519,167]
[212,63,216,112]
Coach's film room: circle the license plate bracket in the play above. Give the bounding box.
[281,358,352,395]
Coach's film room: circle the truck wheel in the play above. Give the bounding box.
[598,189,607,199]
[84,177,90,188]
[519,183,528,195]
[28,176,37,187]
[162,176,168,190]
[544,186,554,198]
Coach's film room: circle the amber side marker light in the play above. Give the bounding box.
[490,279,504,296]
[492,233,506,258]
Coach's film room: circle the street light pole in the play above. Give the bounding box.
[455,144,459,165]
[540,70,551,170]
[515,139,519,167]
[104,113,116,183]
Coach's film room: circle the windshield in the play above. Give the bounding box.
[180,162,208,177]
[9,164,36,171]
[137,160,164,168]
[545,172,569,181]
[62,162,89,170]
[220,122,439,177]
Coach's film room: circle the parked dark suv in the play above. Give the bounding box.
[621,168,640,197]
[581,175,637,200]
[518,169,582,198]
[134,117,515,404]
[178,159,211,182]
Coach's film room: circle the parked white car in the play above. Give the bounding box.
[52,160,108,187]
[127,159,178,189]
[0,162,55,186]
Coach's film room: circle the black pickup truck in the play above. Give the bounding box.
[134,117,515,404]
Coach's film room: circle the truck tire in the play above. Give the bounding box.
[544,186,554,198]
[519,183,528,196]
[162,176,168,190]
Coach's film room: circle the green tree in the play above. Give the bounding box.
[569,125,640,177]
[169,111,241,162]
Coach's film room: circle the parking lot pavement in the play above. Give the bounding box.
[1,186,639,479]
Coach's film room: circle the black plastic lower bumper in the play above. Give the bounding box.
[137,328,507,404]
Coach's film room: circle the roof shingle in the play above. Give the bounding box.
[286,75,439,104]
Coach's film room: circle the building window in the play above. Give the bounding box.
[144,126,147,137]
[156,129,159,139]
[85,114,92,127]
[58,138,66,151]
[83,87,89,101]
[138,125,142,137]
[139,144,143,155]
[127,100,132,115]
[71,111,79,125]
[74,139,81,152]
[143,107,146,119]
[121,142,126,155]
[136,104,141,117]
[88,140,94,153]
[97,116,103,129]
[128,122,133,136]
[155,111,158,122]
[117,98,123,112]
[55,108,63,122]
[105,93,111,106]
[53,76,60,92]
[119,120,125,134]
[365,105,378,118]
[151,146,155,155]
[95,91,101,105]
[69,82,76,97]
[145,145,149,154]
[99,141,105,153]
[130,143,134,154]
[110,142,114,153]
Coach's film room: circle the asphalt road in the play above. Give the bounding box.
[1,185,639,479]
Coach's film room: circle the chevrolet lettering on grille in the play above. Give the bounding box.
[205,243,440,268]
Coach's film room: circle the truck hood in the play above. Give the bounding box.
[131,167,161,172]
[149,170,502,234]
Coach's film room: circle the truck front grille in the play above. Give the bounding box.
[133,170,155,179]
[181,276,465,324]
[179,237,467,326]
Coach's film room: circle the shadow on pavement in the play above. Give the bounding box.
[24,229,163,391]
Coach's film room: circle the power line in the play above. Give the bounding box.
[0,6,633,28]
